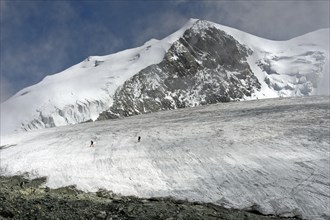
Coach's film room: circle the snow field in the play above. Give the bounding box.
[1,96,329,219]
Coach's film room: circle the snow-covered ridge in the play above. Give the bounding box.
[1,18,329,134]
[1,96,329,219]
[0,19,197,135]
[204,21,329,97]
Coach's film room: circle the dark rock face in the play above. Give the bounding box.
[98,20,260,120]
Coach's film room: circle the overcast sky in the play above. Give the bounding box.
[1,0,329,102]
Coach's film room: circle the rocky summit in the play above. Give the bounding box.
[98,20,260,119]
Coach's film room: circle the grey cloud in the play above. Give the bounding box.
[197,1,329,40]
[0,0,7,12]
[131,11,188,47]
[129,1,329,47]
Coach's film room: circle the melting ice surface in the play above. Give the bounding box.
[1,96,329,219]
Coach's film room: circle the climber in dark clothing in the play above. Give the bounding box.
[138,136,141,142]
[90,140,94,147]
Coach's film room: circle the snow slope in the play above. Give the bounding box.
[203,21,329,98]
[1,96,329,219]
[0,20,197,135]
[1,19,329,134]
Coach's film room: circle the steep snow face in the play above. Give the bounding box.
[1,96,329,219]
[1,19,329,134]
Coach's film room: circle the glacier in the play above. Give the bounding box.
[1,96,329,219]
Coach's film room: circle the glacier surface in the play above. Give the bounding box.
[1,96,329,219]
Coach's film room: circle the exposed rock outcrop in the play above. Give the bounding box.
[98,20,260,119]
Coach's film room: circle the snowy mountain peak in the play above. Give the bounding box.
[1,19,329,134]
